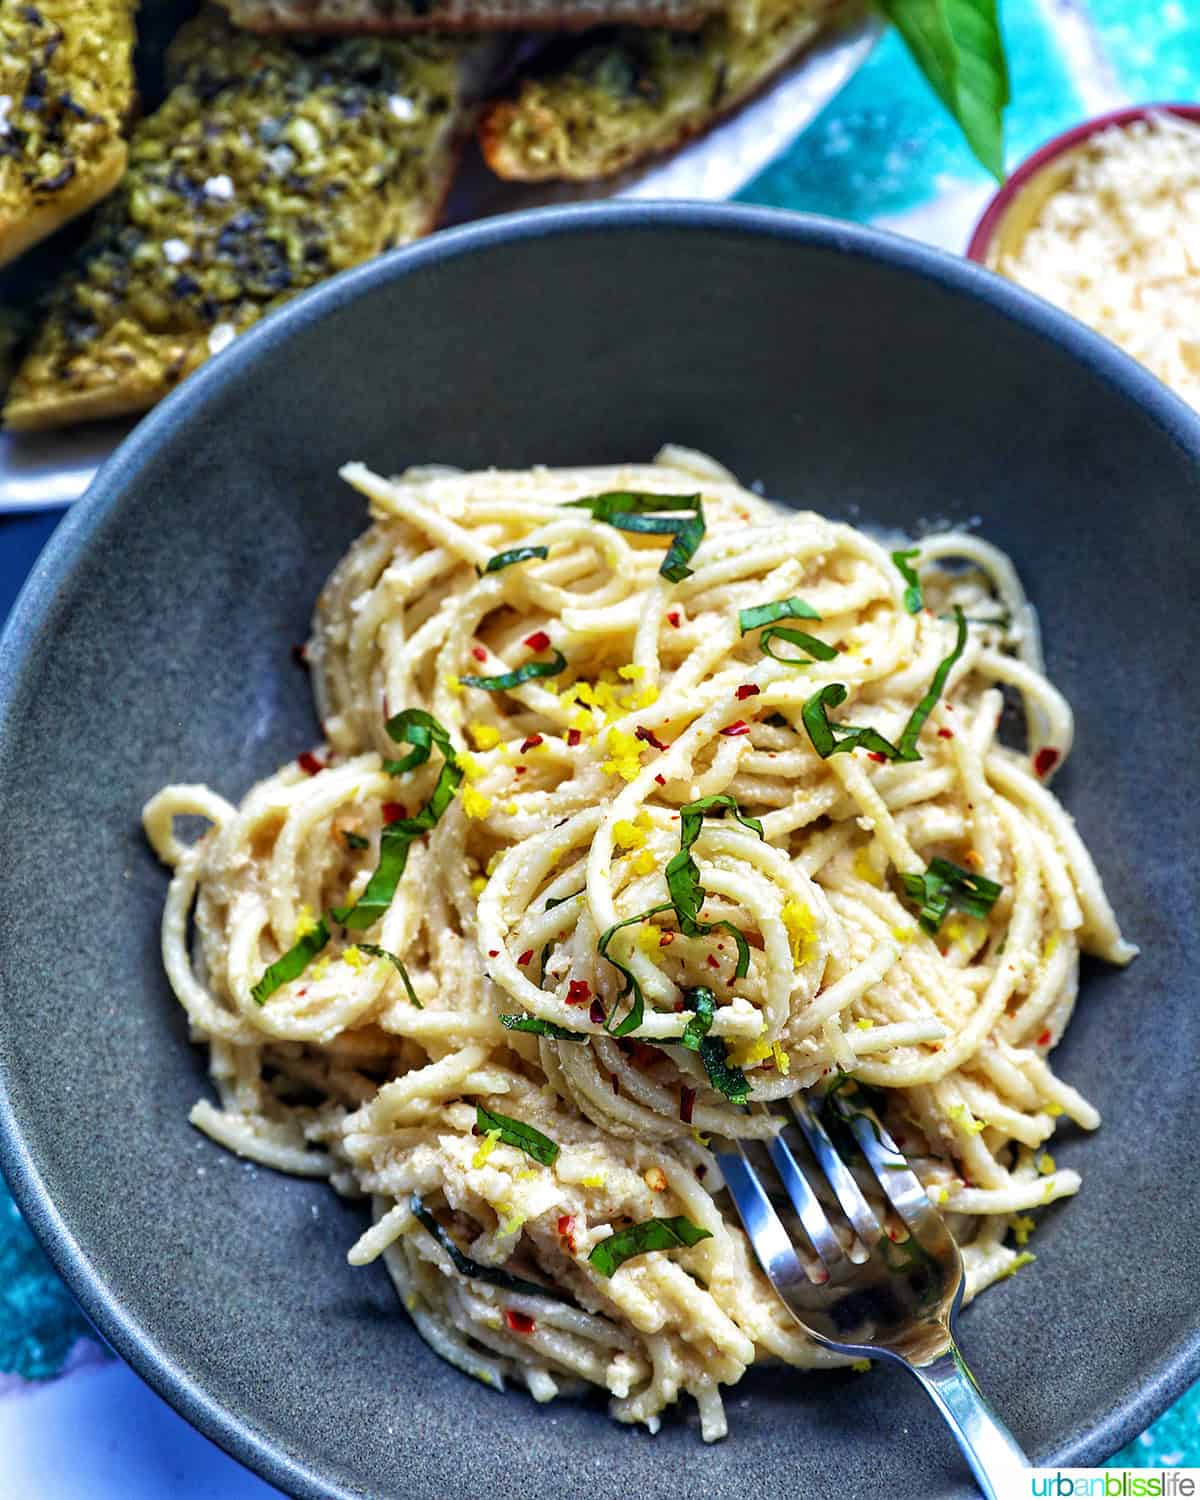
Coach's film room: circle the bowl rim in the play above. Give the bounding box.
[966,102,1200,265]
[3,199,1200,1500]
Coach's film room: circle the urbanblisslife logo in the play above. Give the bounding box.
[1027,1471,1199,1498]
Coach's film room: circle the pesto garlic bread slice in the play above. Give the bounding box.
[0,0,137,268]
[480,0,852,181]
[4,10,489,431]
[216,0,717,35]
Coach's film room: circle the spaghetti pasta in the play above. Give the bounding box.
[144,447,1135,1441]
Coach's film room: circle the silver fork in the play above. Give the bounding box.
[715,1079,1029,1499]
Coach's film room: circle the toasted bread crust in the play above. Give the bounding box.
[0,140,128,270]
[4,16,481,431]
[480,0,851,182]
[219,0,712,31]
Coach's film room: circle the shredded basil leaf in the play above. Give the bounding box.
[587,1215,713,1277]
[475,1104,559,1166]
[460,648,567,693]
[892,548,923,614]
[665,794,763,979]
[382,707,456,777]
[342,830,369,851]
[334,715,463,930]
[894,606,967,761]
[697,1035,750,1105]
[357,945,422,1007]
[900,856,1003,934]
[409,1194,574,1302]
[737,596,821,634]
[759,625,839,665]
[597,901,674,1037]
[250,918,329,1005]
[801,683,906,761]
[565,491,706,584]
[481,545,549,575]
[499,1015,588,1041]
[680,986,715,1051]
[545,889,585,910]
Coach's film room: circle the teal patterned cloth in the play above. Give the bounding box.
[1,0,1197,1472]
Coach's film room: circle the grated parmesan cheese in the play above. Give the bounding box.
[998,113,1200,410]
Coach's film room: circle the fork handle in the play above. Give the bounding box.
[907,1341,1029,1500]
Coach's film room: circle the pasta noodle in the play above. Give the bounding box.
[144,447,1135,1441]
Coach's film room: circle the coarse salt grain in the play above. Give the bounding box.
[203,173,235,201]
[208,322,236,356]
[162,238,191,265]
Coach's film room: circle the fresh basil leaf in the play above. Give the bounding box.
[409,1194,574,1302]
[738,596,822,634]
[901,856,1003,934]
[895,606,968,761]
[250,918,329,1005]
[759,625,839,665]
[382,707,457,777]
[801,683,907,761]
[587,1215,713,1276]
[891,548,923,614]
[545,889,585,910]
[680,986,715,1051]
[565,491,705,584]
[697,1035,751,1105]
[357,945,422,1007]
[877,0,1009,180]
[460,648,567,693]
[597,901,674,1037]
[342,830,369,851]
[499,1015,589,1040]
[666,795,762,979]
[481,545,549,575]
[475,1104,559,1166]
[334,716,463,930]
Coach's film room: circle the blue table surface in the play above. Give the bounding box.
[2,0,1198,1491]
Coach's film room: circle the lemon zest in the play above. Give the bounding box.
[472,1128,501,1169]
[771,1042,790,1076]
[602,727,643,782]
[853,1018,874,1030]
[633,850,656,876]
[1010,1214,1036,1247]
[309,955,331,981]
[782,899,818,966]
[462,786,492,819]
[341,945,366,972]
[613,820,647,850]
[467,722,502,751]
[995,1251,1035,1282]
[1045,1103,1064,1118]
[293,904,319,941]
[636,924,663,957]
[1037,1151,1056,1175]
[444,674,463,695]
[456,751,483,782]
[851,1359,872,1373]
[947,1102,987,1135]
[470,876,487,898]
[852,846,883,889]
[1043,931,1061,961]
[891,924,916,943]
[618,664,645,682]
[581,1171,607,1189]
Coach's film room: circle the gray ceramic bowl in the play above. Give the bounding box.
[1,204,1198,1500]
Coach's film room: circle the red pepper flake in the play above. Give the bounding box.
[297,751,324,776]
[520,734,543,752]
[517,949,534,967]
[634,725,668,751]
[736,684,760,701]
[680,1085,696,1124]
[654,774,666,786]
[566,729,581,747]
[611,1072,620,1095]
[1037,1028,1052,1047]
[296,988,306,997]
[887,1227,901,1242]
[1034,747,1060,778]
[524,630,550,652]
[488,949,499,958]
[867,751,887,764]
[706,954,720,970]
[695,1164,707,1180]
[667,611,681,628]
[557,1214,577,1253]
[567,979,591,1005]
[629,1041,659,1069]
[658,932,674,947]
[290,643,308,667]
[673,997,685,1012]
[504,1309,536,1335]
[589,998,606,1026]
[514,765,527,776]
[719,721,751,737]
[471,645,487,663]
[937,728,954,739]
[382,802,406,824]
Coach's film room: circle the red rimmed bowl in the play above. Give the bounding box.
[966,103,1200,269]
